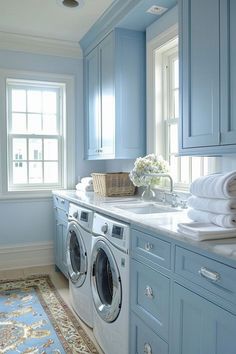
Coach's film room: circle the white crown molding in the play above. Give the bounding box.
[0,31,83,59]
[0,241,54,270]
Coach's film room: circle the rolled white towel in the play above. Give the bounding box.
[178,222,236,241]
[76,183,94,192]
[81,177,93,186]
[190,171,236,199]
[188,208,236,228]
[188,196,236,214]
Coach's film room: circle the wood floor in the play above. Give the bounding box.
[0,265,104,354]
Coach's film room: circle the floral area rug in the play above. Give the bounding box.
[0,275,98,354]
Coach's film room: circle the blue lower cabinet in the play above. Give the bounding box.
[130,313,168,354]
[53,195,69,278]
[55,218,68,278]
[131,259,170,341]
[171,283,236,354]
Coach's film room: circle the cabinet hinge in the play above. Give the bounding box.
[218,132,221,143]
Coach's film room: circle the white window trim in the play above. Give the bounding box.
[147,25,218,192]
[147,24,178,157]
[0,69,75,199]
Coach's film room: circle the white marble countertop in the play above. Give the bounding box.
[53,190,236,266]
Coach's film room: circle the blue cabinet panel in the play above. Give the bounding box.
[85,48,100,159]
[179,0,236,154]
[172,283,236,354]
[220,0,236,145]
[180,0,220,149]
[53,196,68,278]
[131,228,171,270]
[130,313,168,354]
[84,29,146,160]
[115,29,146,158]
[175,246,236,305]
[131,259,170,341]
[100,33,115,156]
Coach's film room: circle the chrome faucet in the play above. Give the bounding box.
[143,173,173,193]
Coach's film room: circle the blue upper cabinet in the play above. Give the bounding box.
[84,28,146,160]
[220,0,236,145]
[179,0,236,155]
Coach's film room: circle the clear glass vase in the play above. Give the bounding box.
[141,184,155,201]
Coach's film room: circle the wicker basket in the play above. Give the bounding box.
[91,172,135,197]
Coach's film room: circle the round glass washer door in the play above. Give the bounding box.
[91,240,122,323]
[66,221,87,287]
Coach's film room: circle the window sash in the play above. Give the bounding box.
[162,46,210,190]
[7,80,64,191]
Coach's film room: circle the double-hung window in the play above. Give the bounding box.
[6,79,66,192]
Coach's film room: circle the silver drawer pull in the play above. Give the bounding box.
[60,199,65,204]
[144,343,152,354]
[145,286,154,299]
[198,267,220,282]
[144,242,153,251]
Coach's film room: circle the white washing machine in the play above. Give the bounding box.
[91,212,130,354]
[66,203,94,328]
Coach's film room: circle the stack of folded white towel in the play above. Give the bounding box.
[76,177,94,192]
[178,171,236,240]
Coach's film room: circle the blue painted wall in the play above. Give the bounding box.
[0,49,105,246]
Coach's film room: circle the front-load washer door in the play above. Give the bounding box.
[67,222,87,287]
[91,240,121,323]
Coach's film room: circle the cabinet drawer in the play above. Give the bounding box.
[131,259,170,341]
[175,246,236,304]
[131,229,171,270]
[130,313,168,354]
[53,195,69,212]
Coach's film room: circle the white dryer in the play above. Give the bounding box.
[66,203,94,328]
[91,212,130,354]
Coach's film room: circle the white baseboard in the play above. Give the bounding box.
[0,241,54,271]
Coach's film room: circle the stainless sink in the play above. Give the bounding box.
[113,202,180,215]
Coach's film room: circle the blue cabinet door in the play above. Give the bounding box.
[180,0,220,150]
[115,29,146,159]
[55,218,68,278]
[130,313,168,354]
[85,47,100,159]
[220,0,236,145]
[171,283,236,354]
[84,29,146,160]
[99,32,115,157]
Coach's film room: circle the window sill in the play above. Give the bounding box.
[0,190,55,201]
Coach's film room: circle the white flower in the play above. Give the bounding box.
[129,154,169,187]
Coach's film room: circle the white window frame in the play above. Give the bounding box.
[147,25,217,192]
[0,69,75,199]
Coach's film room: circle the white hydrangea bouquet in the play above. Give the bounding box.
[129,154,169,187]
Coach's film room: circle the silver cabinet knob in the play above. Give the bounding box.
[144,343,152,354]
[101,223,108,234]
[145,286,154,299]
[144,242,153,251]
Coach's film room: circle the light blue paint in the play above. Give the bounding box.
[130,224,236,353]
[0,49,106,246]
[0,199,54,245]
[84,28,146,160]
[146,5,178,42]
[118,0,177,31]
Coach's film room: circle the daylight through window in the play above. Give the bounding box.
[7,79,65,191]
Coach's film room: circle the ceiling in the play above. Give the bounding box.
[0,0,113,44]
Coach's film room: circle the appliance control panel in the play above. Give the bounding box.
[68,203,94,231]
[93,213,130,252]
